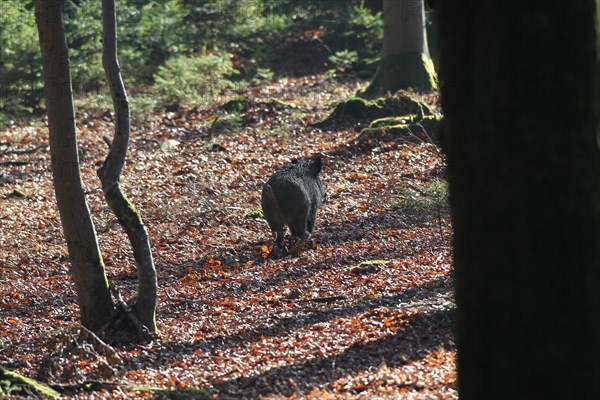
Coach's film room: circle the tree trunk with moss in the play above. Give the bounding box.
[35,0,114,332]
[439,1,600,399]
[359,0,437,97]
[100,0,157,332]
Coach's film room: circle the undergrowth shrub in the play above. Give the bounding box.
[328,50,360,74]
[73,93,112,117]
[153,52,239,109]
[0,0,41,124]
[324,3,383,78]
[0,0,384,128]
[129,95,160,125]
[399,180,449,223]
[74,92,159,126]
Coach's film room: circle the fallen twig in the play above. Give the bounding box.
[3,144,48,155]
[110,284,145,337]
[304,295,347,303]
[0,160,35,166]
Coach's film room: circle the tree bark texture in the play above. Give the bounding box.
[360,0,437,97]
[383,0,429,56]
[439,2,600,399]
[99,0,157,332]
[35,0,114,332]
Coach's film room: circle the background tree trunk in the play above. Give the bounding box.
[100,0,157,332]
[439,2,600,399]
[35,0,114,332]
[359,0,437,97]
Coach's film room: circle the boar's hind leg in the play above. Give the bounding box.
[268,221,285,245]
[267,221,287,257]
[307,208,318,234]
[289,214,310,251]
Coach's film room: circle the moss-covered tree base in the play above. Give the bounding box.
[359,114,443,143]
[315,93,433,127]
[316,92,442,144]
[357,52,438,98]
[0,368,59,398]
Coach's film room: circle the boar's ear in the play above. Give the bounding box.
[310,155,323,175]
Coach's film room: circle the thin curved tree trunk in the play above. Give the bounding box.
[35,0,114,333]
[99,0,157,332]
[359,0,437,97]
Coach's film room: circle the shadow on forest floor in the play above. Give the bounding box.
[214,308,453,397]
[128,273,454,396]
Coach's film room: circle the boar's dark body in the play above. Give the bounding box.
[261,156,325,246]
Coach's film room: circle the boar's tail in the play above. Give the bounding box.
[310,155,323,176]
[262,183,279,209]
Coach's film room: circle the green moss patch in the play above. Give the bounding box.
[243,210,264,219]
[347,260,389,275]
[8,189,27,198]
[0,368,59,399]
[261,98,296,110]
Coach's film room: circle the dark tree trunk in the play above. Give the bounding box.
[439,2,600,399]
[35,0,114,332]
[100,0,157,332]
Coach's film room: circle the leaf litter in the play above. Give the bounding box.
[0,74,455,399]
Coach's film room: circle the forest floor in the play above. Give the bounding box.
[0,74,456,398]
